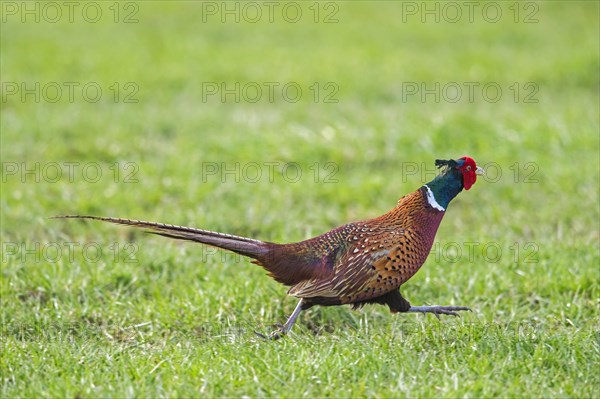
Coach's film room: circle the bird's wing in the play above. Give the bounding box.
[289,229,424,303]
[288,249,392,300]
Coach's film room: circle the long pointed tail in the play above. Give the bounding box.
[53,215,270,259]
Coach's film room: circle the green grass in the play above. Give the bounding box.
[1,1,599,398]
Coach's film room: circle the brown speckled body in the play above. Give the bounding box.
[256,187,445,310]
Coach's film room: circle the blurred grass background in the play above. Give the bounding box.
[1,1,599,398]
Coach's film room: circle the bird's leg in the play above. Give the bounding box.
[408,305,471,319]
[255,299,304,340]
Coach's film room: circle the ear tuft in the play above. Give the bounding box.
[435,159,457,169]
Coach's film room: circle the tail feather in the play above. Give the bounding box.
[52,215,269,259]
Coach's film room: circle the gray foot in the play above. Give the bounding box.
[408,305,471,319]
[255,299,305,340]
[254,323,288,340]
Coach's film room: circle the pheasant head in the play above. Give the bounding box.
[423,156,484,211]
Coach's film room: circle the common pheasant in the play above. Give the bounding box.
[56,156,483,339]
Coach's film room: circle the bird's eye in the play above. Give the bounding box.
[466,166,472,171]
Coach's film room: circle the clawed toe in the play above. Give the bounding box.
[254,300,304,341]
[435,306,471,317]
[408,305,472,318]
[268,330,284,340]
[254,329,285,340]
[254,323,287,340]
[254,330,276,339]
[435,309,458,318]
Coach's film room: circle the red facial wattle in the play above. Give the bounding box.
[458,156,478,190]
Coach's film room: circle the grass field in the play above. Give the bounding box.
[1,1,599,398]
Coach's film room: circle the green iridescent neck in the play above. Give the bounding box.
[423,169,464,210]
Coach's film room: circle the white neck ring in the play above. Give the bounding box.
[424,185,446,212]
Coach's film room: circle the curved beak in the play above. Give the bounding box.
[475,166,484,176]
